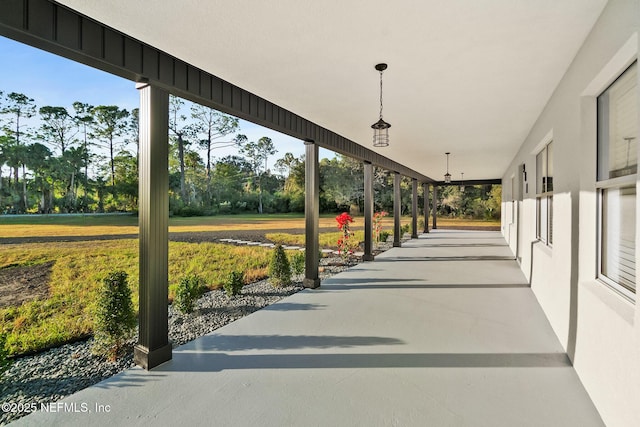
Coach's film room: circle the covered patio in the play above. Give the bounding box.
[15,230,603,426]
[2,1,638,424]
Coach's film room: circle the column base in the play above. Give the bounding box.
[303,278,321,289]
[411,234,419,239]
[134,342,172,370]
[363,254,375,261]
[393,241,402,247]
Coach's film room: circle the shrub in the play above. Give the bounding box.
[401,223,411,234]
[174,206,205,217]
[0,333,11,375]
[379,230,390,243]
[269,244,291,287]
[336,212,357,260]
[373,211,388,242]
[93,271,137,361]
[223,271,244,297]
[173,274,207,314]
[290,251,305,275]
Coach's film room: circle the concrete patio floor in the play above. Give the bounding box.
[16,230,604,426]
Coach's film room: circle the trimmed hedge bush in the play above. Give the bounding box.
[290,251,305,275]
[269,244,291,287]
[92,271,137,361]
[173,274,207,314]
[224,271,244,297]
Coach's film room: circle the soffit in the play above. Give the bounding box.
[57,0,607,180]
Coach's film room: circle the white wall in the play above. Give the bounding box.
[501,1,640,426]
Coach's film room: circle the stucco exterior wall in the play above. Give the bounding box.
[501,1,640,425]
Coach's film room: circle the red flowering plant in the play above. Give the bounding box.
[373,211,388,244]
[335,212,356,260]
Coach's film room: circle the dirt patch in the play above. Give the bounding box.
[0,262,53,309]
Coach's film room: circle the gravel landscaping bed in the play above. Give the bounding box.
[0,255,369,425]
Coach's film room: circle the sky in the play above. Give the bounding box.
[0,36,334,169]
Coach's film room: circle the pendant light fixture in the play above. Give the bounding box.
[372,63,391,147]
[460,172,465,193]
[444,152,451,183]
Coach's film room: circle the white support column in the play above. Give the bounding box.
[134,83,171,370]
[363,162,374,261]
[304,140,321,288]
[393,172,402,247]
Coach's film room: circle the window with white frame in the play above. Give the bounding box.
[536,141,553,245]
[597,61,637,299]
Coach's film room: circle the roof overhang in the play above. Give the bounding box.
[16,0,611,180]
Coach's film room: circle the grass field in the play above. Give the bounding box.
[0,213,363,238]
[0,213,499,238]
[0,239,273,355]
[267,231,367,247]
[0,213,499,356]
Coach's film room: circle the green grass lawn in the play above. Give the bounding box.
[0,213,499,356]
[0,239,272,356]
[0,213,499,237]
[0,213,343,238]
[267,231,367,248]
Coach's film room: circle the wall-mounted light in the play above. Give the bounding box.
[371,63,391,147]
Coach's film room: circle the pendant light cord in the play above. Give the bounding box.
[379,70,384,120]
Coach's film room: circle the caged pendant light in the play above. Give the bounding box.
[460,172,465,193]
[444,152,451,183]
[371,63,391,147]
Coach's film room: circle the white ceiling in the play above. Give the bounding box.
[59,0,607,181]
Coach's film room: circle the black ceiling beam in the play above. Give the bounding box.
[0,0,435,183]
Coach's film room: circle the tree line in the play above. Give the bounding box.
[0,90,500,217]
